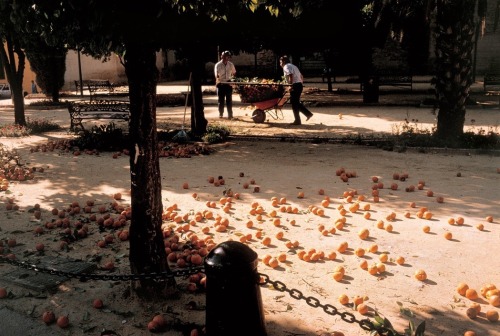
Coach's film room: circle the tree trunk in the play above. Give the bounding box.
[434,0,475,143]
[187,43,208,137]
[0,37,26,126]
[124,43,174,296]
[11,78,26,125]
[48,50,66,103]
[190,70,207,137]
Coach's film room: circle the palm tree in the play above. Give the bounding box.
[373,0,499,145]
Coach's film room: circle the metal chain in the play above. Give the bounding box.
[259,273,401,336]
[0,255,203,282]
[0,256,399,335]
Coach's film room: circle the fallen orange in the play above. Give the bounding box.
[486,310,499,322]
[358,228,369,240]
[338,294,349,305]
[332,271,344,282]
[414,269,427,281]
[465,288,479,300]
[457,282,469,296]
[395,256,405,265]
[356,303,369,315]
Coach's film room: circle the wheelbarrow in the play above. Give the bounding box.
[229,81,291,123]
[250,93,290,123]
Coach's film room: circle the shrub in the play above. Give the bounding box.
[26,118,62,134]
[156,94,185,107]
[72,123,129,151]
[202,125,231,144]
[390,120,500,150]
[28,99,70,108]
[0,124,29,137]
[0,118,62,137]
[460,128,500,149]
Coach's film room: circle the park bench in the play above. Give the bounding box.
[379,74,413,90]
[484,73,500,92]
[321,68,336,83]
[299,60,326,78]
[483,73,500,106]
[360,73,413,91]
[67,100,130,131]
[74,80,116,101]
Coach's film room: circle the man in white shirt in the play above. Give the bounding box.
[214,51,236,119]
[279,55,313,125]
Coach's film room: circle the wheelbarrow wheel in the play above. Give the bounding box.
[252,109,266,123]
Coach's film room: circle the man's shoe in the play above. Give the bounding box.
[219,115,223,118]
[306,113,313,121]
[289,121,301,125]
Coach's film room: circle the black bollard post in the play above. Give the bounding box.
[204,241,267,336]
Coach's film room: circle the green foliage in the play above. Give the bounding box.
[390,119,437,149]
[460,128,500,149]
[156,94,185,107]
[390,120,500,150]
[28,99,70,107]
[202,124,231,144]
[25,44,67,102]
[0,0,29,125]
[0,118,62,136]
[370,302,426,336]
[26,118,62,134]
[233,78,286,103]
[72,123,129,151]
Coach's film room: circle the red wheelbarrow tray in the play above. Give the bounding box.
[253,97,283,110]
[224,81,290,107]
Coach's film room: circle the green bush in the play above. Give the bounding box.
[460,128,500,149]
[202,124,231,144]
[28,99,70,107]
[26,118,62,134]
[156,94,185,107]
[0,118,61,137]
[72,123,129,151]
[390,120,500,150]
[202,132,223,144]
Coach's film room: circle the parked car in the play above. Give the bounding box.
[0,83,12,99]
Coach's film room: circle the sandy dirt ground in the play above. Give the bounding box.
[0,93,499,336]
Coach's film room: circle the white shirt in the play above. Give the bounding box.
[283,63,303,84]
[214,61,236,82]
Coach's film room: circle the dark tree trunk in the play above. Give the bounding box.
[124,43,174,296]
[0,37,26,126]
[11,75,26,125]
[434,0,475,143]
[47,50,66,103]
[187,44,208,137]
[360,26,378,104]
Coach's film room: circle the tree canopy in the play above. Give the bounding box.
[13,0,309,296]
